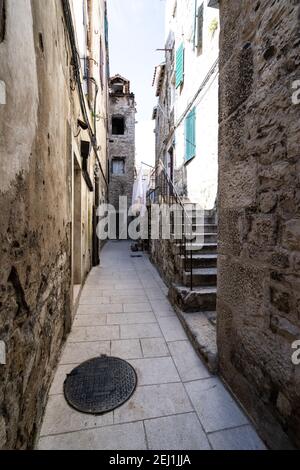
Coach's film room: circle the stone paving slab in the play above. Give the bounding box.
[107,312,156,325]
[113,383,193,424]
[208,424,266,450]
[60,341,111,365]
[144,413,211,450]
[73,314,107,327]
[123,302,152,313]
[140,337,169,358]
[129,357,180,386]
[168,340,211,382]
[49,364,75,395]
[158,316,188,342]
[185,378,249,433]
[68,325,120,342]
[120,323,162,339]
[40,394,113,436]
[38,422,147,450]
[111,339,143,359]
[38,241,265,450]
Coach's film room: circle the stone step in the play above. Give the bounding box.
[169,284,217,312]
[183,268,217,287]
[187,216,216,225]
[175,243,218,254]
[172,223,217,233]
[178,253,218,269]
[172,233,217,244]
[183,205,216,216]
[172,213,217,225]
[176,310,218,373]
[172,223,218,232]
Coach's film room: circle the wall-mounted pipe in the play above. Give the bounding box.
[61,0,108,189]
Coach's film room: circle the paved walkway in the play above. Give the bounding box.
[38,241,265,450]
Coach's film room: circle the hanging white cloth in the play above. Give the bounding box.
[131,167,150,217]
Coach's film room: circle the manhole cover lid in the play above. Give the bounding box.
[63,356,137,415]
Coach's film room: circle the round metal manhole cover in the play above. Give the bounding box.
[63,356,137,415]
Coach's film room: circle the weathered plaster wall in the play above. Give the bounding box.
[0,0,72,449]
[167,0,219,208]
[0,0,108,449]
[0,0,39,193]
[217,0,300,449]
[109,93,136,211]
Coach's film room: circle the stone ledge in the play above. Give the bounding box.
[174,308,218,374]
[168,284,217,312]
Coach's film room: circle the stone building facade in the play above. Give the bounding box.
[150,1,219,330]
[153,0,219,207]
[217,0,300,449]
[0,0,109,449]
[108,75,136,224]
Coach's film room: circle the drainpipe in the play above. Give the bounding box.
[61,0,108,189]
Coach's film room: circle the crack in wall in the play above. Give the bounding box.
[7,267,30,318]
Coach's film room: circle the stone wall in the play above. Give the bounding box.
[0,0,108,449]
[217,0,300,449]
[108,91,136,212]
[150,239,179,288]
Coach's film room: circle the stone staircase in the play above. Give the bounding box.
[168,205,218,373]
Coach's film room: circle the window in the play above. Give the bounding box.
[112,158,125,175]
[0,0,5,43]
[175,42,184,88]
[112,116,125,135]
[185,107,196,162]
[112,83,124,94]
[196,4,204,54]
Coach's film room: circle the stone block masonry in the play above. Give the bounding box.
[0,0,73,448]
[0,0,109,448]
[108,76,136,212]
[218,0,300,449]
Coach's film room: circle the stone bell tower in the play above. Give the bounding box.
[108,75,136,222]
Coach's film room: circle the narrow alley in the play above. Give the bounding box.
[1,0,300,458]
[38,241,264,450]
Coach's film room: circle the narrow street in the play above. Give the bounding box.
[38,241,265,450]
[1,0,299,454]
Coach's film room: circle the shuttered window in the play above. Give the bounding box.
[185,108,196,162]
[196,4,204,53]
[175,42,184,89]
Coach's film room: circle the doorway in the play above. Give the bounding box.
[72,155,82,303]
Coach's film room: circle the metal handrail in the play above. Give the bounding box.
[149,160,194,290]
[157,159,192,227]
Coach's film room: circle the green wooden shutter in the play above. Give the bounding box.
[185,108,196,162]
[175,43,184,88]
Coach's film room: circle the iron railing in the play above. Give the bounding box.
[147,160,194,290]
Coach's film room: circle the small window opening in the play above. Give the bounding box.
[112,116,125,135]
[112,83,124,93]
[112,158,125,175]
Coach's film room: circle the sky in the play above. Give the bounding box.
[107,0,166,166]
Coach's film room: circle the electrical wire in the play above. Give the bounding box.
[62,0,108,189]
